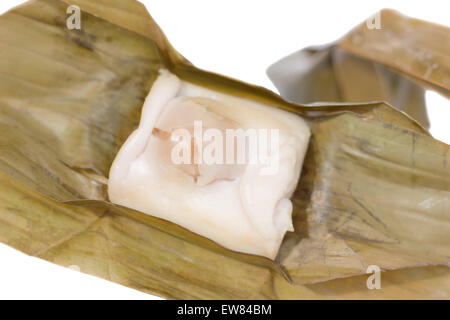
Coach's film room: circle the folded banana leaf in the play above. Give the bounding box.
[0,0,449,299]
[268,9,450,130]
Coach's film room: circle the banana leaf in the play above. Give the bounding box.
[268,9,450,129]
[0,0,448,299]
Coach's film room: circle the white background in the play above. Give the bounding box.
[0,0,448,299]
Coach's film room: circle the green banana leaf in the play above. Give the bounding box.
[0,0,448,299]
[339,9,450,95]
[268,9,450,129]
